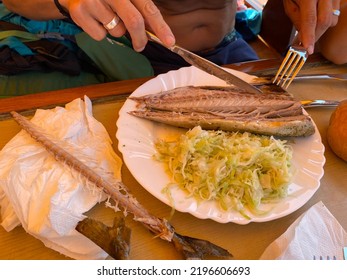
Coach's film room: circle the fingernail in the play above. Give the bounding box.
[164,34,175,47]
[307,45,314,55]
[133,43,145,52]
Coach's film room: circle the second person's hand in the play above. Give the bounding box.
[283,0,341,55]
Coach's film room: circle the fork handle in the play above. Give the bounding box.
[294,74,334,80]
[301,99,340,108]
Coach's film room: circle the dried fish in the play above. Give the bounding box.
[76,216,131,260]
[11,111,232,260]
[129,86,315,137]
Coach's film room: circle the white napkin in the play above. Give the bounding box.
[260,201,347,260]
[0,96,122,259]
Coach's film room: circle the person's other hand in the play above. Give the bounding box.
[283,0,340,54]
[61,0,175,51]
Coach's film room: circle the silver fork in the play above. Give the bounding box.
[273,45,308,89]
[301,99,340,108]
[294,73,347,81]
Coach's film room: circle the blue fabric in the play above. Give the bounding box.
[141,31,259,75]
[0,36,34,55]
[0,3,82,52]
[0,5,81,36]
[197,32,259,65]
[235,8,262,41]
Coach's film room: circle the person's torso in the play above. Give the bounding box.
[153,0,236,52]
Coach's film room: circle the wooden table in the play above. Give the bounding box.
[0,56,346,260]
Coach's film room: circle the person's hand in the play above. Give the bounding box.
[283,0,341,54]
[60,0,175,51]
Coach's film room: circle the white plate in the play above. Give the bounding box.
[116,66,325,224]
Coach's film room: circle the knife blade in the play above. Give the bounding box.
[146,31,263,94]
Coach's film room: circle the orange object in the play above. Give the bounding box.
[327,100,347,162]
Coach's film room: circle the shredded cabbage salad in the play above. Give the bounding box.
[154,126,293,217]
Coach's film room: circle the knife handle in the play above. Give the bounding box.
[146,31,166,47]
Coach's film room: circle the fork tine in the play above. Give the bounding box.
[277,53,299,87]
[275,53,296,85]
[273,46,307,89]
[281,55,306,89]
[273,50,294,83]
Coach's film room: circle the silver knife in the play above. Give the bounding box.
[146,31,263,94]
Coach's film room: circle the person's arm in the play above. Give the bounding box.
[2,0,175,52]
[3,0,63,19]
[317,0,347,64]
[283,0,340,55]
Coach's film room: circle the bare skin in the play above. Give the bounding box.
[152,0,236,52]
[317,0,347,64]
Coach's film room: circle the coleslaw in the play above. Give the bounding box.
[154,126,293,217]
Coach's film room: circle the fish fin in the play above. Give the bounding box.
[76,216,131,260]
[172,232,232,260]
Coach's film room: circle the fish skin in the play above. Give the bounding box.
[129,110,315,137]
[128,86,315,137]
